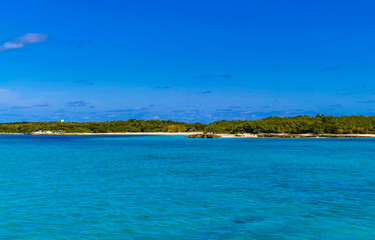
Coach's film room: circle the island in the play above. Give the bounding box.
[1,115,375,138]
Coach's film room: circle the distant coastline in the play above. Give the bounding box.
[1,131,375,138]
[187,133,375,138]
[0,132,201,136]
[1,115,375,136]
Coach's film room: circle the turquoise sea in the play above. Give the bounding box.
[0,135,374,239]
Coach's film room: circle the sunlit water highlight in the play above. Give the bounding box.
[0,135,374,239]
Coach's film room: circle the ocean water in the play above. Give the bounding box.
[0,135,374,240]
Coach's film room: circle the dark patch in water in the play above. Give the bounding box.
[232,216,264,224]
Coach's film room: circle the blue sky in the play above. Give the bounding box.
[0,0,374,123]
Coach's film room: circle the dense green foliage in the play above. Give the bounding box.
[0,119,205,134]
[167,125,188,133]
[205,115,375,134]
[1,115,375,134]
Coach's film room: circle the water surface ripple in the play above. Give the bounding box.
[0,135,374,239]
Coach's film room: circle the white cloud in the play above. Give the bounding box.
[0,33,48,51]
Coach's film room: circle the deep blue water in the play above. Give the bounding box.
[0,135,374,239]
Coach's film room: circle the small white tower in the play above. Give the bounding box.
[60,119,65,123]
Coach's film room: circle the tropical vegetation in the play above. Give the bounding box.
[1,115,375,134]
[0,119,204,134]
[204,115,375,134]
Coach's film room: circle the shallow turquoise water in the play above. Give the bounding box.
[0,135,374,239]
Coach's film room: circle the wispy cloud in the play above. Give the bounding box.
[357,100,375,104]
[106,107,148,113]
[154,86,171,89]
[330,104,342,109]
[106,109,132,113]
[66,101,90,107]
[0,33,48,52]
[219,74,231,78]
[172,110,186,113]
[11,104,50,109]
[323,66,339,71]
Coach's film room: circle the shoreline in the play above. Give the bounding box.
[0,132,204,136]
[1,131,375,138]
[194,133,375,138]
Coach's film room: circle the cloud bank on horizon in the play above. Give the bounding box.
[0,33,48,51]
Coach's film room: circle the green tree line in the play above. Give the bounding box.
[0,119,205,134]
[204,115,375,134]
[1,115,375,134]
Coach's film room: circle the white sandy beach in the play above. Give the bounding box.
[31,131,204,136]
[216,133,375,138]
